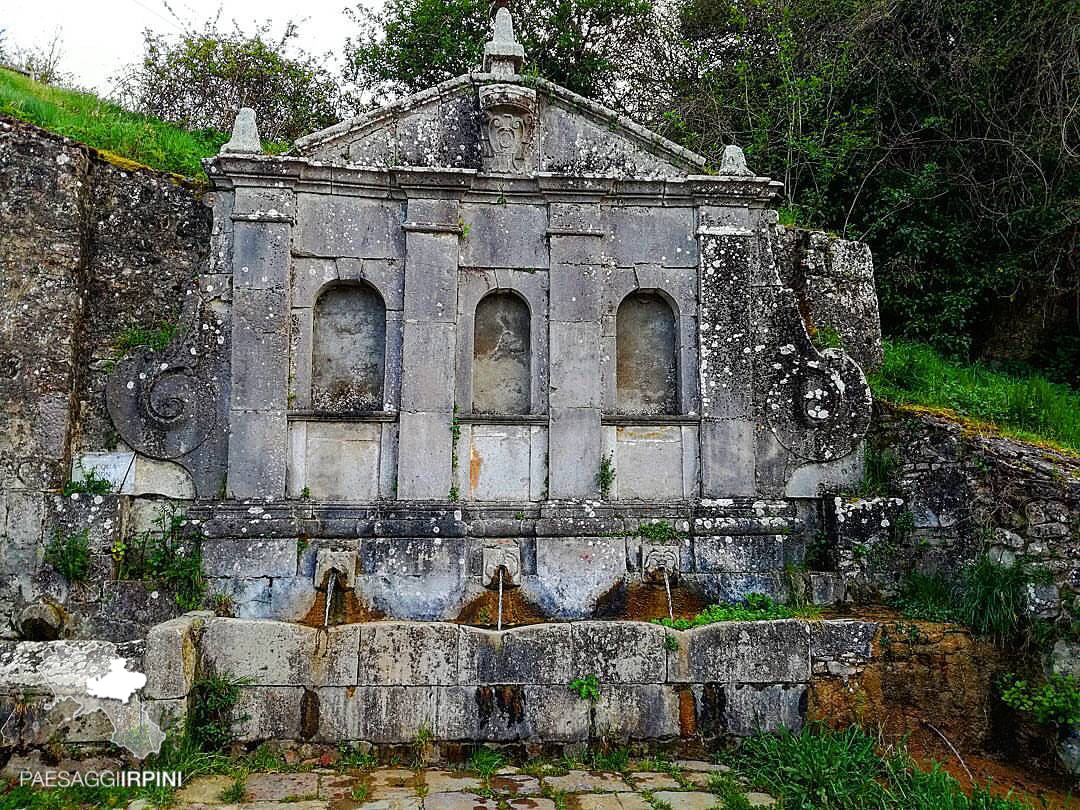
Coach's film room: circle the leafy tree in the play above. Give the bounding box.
[116,19,340,143]
[342,0,654,107]
[628,0,1079,377]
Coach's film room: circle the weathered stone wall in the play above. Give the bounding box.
[824,404,1079,627]
[0,118,212,642]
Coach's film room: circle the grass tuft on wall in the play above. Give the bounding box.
[871,340,1080,453]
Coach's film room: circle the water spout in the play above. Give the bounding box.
[661,565,674,622]
[497,567,504,631]
[324,573,335,630]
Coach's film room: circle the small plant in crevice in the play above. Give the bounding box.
[207,590,235,617]
[219,772,247,803]
[655,592,819,630]
[188,670,250,752]
[707,771,753,810]
[411,725,433,765]
[852,443,901,499]
[114,505,206,610]
[337,743,377,769]
[468,746,506,779]
[811,324,844,351]
[1000,673,1080,727]
[664,634,679,652]
[588,745,630,773]
[568,674,601,703]
[61,464,114,496]
[634,520,686,544]
[111,321,180,359]
[596,453,615,498]
[44,528,91,583]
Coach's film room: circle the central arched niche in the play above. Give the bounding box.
[616,291,678,415]
[472,290,530,414]
[312,282,387,412]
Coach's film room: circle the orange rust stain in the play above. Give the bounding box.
[677,687,697,736]
[593,581,708,622]
[299,588,384,628]
[469,444,483,490]
[456,588,548,627]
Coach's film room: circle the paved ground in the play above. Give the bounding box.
[159,760,776,810]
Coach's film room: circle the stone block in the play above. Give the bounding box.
[550,322,600,408]
[231,220,291,289]
[593,684,681,739]
[460,203,549,269]
[718,683,806,735]
[227,410,288,498]
[571,621,666,683]
[318,685,438,743]
[614,426,684,500]
[293,196,404,259]
[678,620,810,683]
[358,622,459,685]
[199,618,358,686]
[0,491,44,574]
[396,412,454,499]
[466,424,532,501]
[202,538,296,578]
[694,536,785,573]
[548,408,601,498]
[404,233,458,322]
[532,537,626,618]
[45,492,122,554]
[809,620,876,664]
[301,421,382,501]
[458,624,572,684]
[549,263,600,322]
[610,206,697,268]
[700,420,755,496]
[143,612,209,699]
[543,771,631,793]
[231,287,288,409]
[399,323,455,412]
[234,686,304,741]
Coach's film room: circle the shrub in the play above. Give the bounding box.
[1001,673,1080,726]
[114,505,206,610]
[188,671,250,752]
[655,593,817,630]
[44,528,91,582]
[956,556,1039,646]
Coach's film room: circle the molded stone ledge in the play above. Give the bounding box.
[202,538,298,578]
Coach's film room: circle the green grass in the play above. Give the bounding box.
[655,593,819,630]
[872,339,1080,453]
[725,724,1037,810]
[0,68,224,178]
[0,68,287,179]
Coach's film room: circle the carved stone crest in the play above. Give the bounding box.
[478,83,536,174]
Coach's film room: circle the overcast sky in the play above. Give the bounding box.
[0,0,379,94]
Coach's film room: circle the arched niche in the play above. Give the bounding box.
[472,291,530,414]
[312,282,386,411]
[616,291,678,415]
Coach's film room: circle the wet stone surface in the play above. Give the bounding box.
[158,764,775,809]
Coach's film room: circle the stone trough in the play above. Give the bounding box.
[135,614,877,745]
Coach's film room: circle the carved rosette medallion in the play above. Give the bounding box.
[478,83,537,174]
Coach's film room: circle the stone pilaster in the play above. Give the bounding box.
[546,200,607,498]
[695,199,758,497]
[396,184,469,499]
[226,185,295,498]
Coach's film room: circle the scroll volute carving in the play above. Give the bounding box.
[478,83,537,174]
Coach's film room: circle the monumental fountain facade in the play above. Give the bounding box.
[0,10,896,749]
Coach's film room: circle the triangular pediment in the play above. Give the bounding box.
[292,74,707,179]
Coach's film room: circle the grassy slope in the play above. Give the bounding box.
[871,340,1080,454]
[0,67,227,178]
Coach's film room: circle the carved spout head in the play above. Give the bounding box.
[314,548,357,590]
[482,545,521,588]
[642,545,680,585]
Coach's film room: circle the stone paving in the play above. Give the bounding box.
[159,761,776,810]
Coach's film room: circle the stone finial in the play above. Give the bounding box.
[717,144,753,176]
[219,107,263,155]
[483,6,525,76]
